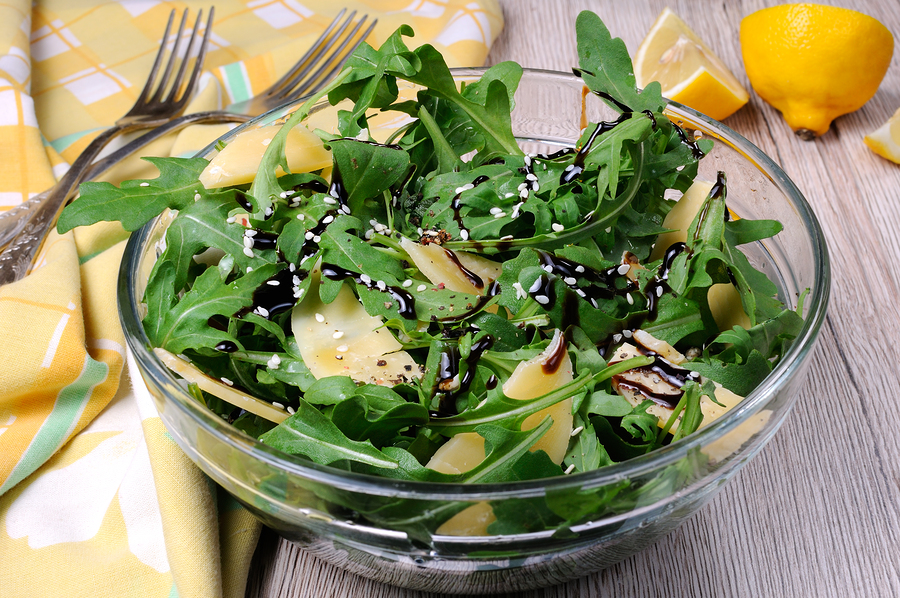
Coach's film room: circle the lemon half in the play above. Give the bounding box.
[635,8,749,121]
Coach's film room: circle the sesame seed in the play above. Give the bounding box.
[613,334,622,343]
[312,235,321,243]
[623,329,633,338]
[323,197,337,205]
[273,402,285,410]
[140,182,150,187]
[194,193,202,201]
[576,289,587,297]
[552,223,564,232]
[264,207,273,217]
[513,281,526,300]
[542,264,554,273]
[287,406,295,415]
[315,313,325,322]
[656,286,664,297]
[246,266,253,272]
[293,275,301,286]
[505,192,515,198]
[226,216,236,223]
[617,264,631,275]
[526,173,537,182]
[532,182,540,192]
[519,189,529,198]
[564,277,577,285]
[220,377,234,386]
[297,214,305,221]
[490,206,503,215]
[323,215,334,224]
[360,274,372,284]
[524,155,532,167]
[417,284,427,292]
[455,183,474,193]
[243,247,254,258]
[605,227,612,233]
[564,464,576,474]
[335,355,343,360]
[570,426,584,437]
[333,331,345,339]
[575,265,585,273]
[493,211,506,218]
[501,235,514,240]
[517,182,528,191]
[534,295,550,305]
[267,280,280,286]
[460,229,469,240]
[376,280,386,291]
[243,237,253,248]
[402,279,412,288]
[336,345,349,352]
[564,164,574,172]
[626,293,634,305]
[305,231,314,241]
[255,306,270,318]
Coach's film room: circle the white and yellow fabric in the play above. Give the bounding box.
[0,2,503,596]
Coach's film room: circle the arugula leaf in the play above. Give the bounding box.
[575,11,665,113]
[58,157,210,233]
[260,397,398,469]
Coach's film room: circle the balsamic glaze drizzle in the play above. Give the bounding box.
[320,263,416,320]
[432,334,495,416]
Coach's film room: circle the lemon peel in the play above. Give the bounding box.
[740,4,894,139]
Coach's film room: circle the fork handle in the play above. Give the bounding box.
[0,111,253,284]
[0,124,141,284]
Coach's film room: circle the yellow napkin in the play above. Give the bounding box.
[0,2,503,597]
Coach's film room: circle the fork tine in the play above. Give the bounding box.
[265,9,349,97]
[133,9,176,106]
[149,9,190,104]
[163,9,204,104]
[284,16,376,101]
[165,7,214,108]
[270,11,359,100]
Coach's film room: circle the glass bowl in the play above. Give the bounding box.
[118,68,830,593]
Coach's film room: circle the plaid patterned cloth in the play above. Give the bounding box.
[0,2,502,596]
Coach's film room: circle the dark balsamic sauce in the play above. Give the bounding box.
[672,123,706,159]
[443,247,484,289]
[645,242,687,320]
[536,250,638,308]
[320,263,416,320]
[431,334,495,416]
[235,267,298,319]
[215,340,238,353]
[235,190,254,212]
[248,229,279,249]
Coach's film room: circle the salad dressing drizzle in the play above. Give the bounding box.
[433,334,495,415]
[645,242,687,320]
[320,263,416,320]
[442,247,484,289]
[235,267,298,319]
[537,250,638,308]
[215,340,238,353]
[560,112,630,186]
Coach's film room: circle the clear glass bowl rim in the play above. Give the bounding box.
[119,67,831,502]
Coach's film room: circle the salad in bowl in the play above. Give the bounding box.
[60,10,827,591]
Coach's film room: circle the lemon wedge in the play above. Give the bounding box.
[864,107,900,164]
[635,8,748,121]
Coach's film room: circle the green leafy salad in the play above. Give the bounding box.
[60,11,804,534]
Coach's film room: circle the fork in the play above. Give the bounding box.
[0,8,214,284]
[0,9,375,277]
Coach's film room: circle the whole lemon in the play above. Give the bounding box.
[740,4,894,139]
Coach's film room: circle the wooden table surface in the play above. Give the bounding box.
[246,1,900,596]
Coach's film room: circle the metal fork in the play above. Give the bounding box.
[0,8,214,284]
[0,9,374,256]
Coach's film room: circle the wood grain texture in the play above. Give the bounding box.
[246,1,900,596]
